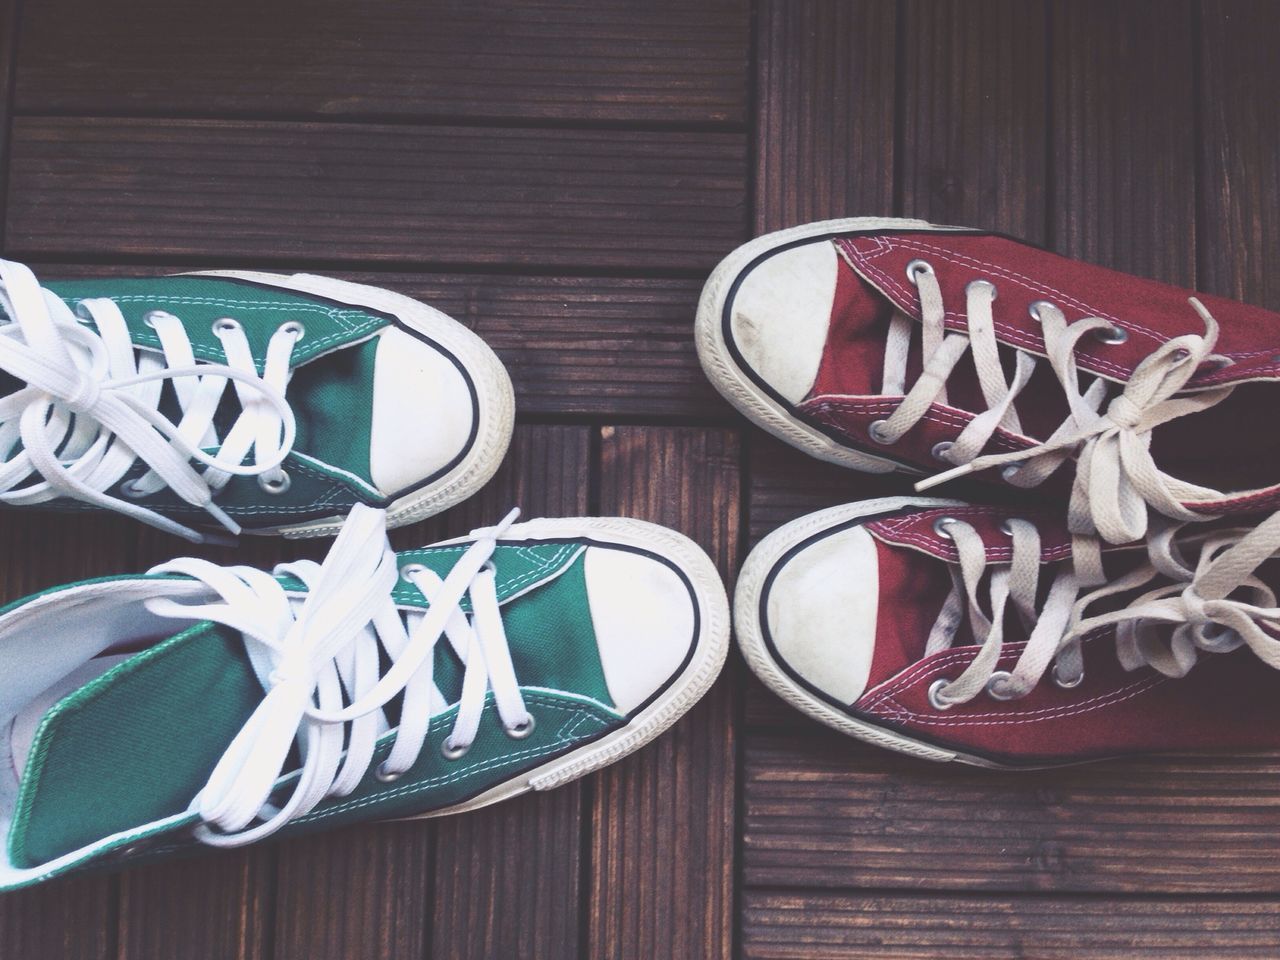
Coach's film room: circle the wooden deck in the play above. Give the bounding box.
[1,1,1278,957]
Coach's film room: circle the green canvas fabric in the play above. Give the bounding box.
[0,274,396,523]
[8,621,262,869]
[6,541,618,873]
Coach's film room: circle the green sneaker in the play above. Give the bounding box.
[0,260,514,541]
[0,504,728,889]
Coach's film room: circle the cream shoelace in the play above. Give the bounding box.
[144,504,533,846]
[0,261,299,542]
[925,512,1280,710]
[868,259,1236,583]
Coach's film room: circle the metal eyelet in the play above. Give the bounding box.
[905,259,935,283]
[142,309,174,329]
[118,842,145,858]
[1093,325,1128,345]
[985,670,1019,701]
[400,562,428,581]
[120,479,147,499]
[257,471,291,495]
[1028,300,1056,322]
[212,317,242,335]
[1001,464,1023,483]
[441,738,470,761]
[1052,663,1084,689]
[965,279,998,301]
[1199,356,1233,372]
[999,519,1020,536]
[932,516,959,539]
[927,677,955,711]
[867,419,894,445]
[279,320,306,340]
[504,715,537,740]
[374,761,402,783]
[1170,348,1191,364]
[931,441,954,462]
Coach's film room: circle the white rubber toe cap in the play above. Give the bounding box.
[583,546,697,715]
[765,524,880,704]
[369,326,476,496]
[729,239,839,403]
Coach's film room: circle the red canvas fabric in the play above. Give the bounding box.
[852,506,1280,765]
[794,229,1280,516]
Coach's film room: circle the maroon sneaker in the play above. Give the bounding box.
[735,497,1280,767]
[696,218,1280,553]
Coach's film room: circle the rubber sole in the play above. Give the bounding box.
[388,515,732,818]
[694,216,963,475]
[734,496,1014,769]
[192,269,516,538]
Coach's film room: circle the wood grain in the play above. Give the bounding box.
[5,118,748,269]
[755,0,897,233]
[0,0,16,242]
[15,0,750,125]
[900,0,1049,241]
[118,852,271,960]
[1196,0,1280,309]
[1050,0,1197,283]
[742,891,1280,959]
[589,426,739,960]
[272,822,432,960]
[744,733,1280,893]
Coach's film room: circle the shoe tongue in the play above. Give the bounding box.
[6,621,263,869]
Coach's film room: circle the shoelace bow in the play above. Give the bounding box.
[926,512,1280,709]
[871,260,1235,583]
[0,260,299,542]
[144,504,531,846]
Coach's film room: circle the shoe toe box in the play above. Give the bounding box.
[728,239,840,404]
[761,522,880,705]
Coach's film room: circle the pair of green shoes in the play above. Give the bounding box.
[0,261,729,890]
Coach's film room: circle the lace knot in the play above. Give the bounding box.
[1103,393,1144,431]
[59,370,103,415]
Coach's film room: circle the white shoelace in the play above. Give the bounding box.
[869,261,1235,583]
[925,512,1280,709]
[0,261,299,542]
[144,504,531,846]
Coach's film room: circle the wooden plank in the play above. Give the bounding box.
[744,733,1280,893]
[432,789,583,960]
[742,891,1280,960]
[25,263,725,419]
[0,874,114,960]
[755,0,897,233]
[901,0,1049,241]
[1197,0,1280,309]
[378,274,728,419]
[5,118,748,270]
[1050,0,1196,282]
[15,0,750,125]
[272,823,432,960]
[0,0,16,240]
[428,424,590,960]
[118,852,271,960]
[589,426,739,960]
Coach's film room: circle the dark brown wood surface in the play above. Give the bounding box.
[1,2,1279,958]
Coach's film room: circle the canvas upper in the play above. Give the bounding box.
[736,496,1280,768]
[698,218,1280,553]
[0,506,728,890]
[0,261,515,540]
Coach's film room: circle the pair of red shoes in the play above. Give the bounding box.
[697,218,1280,767]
